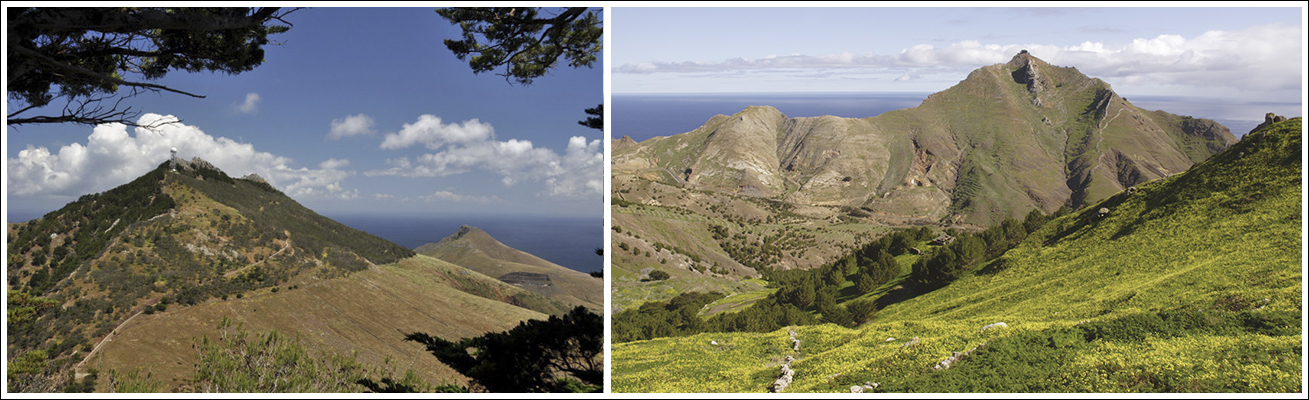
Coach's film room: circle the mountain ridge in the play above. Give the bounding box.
[417,225,603,312]
[5,158,576,392]
[613,52,1237,226]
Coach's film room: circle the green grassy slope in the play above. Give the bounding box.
[612,118,1301,393]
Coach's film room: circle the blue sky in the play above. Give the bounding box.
[5,7,604,221]
[613,6,1304,123]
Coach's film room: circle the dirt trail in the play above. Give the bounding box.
[1088,102,1126,177]
[223,230,292,278]
[76,230,294,376]
[74,301,153,375]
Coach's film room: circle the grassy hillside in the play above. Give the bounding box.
[416,226,599,313]
[5,158,564,392]
[612,118,1301,393]
[610,178,894,312]
[85,255,546,392]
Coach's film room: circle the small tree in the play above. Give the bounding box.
[854,272,878,294]
[644,270,670,281]
[846,299,879,325]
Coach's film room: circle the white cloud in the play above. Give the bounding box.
[367,115,602,198]
[423,190,503,204]
[615,22,1301,94]
[319,158,351,169]
[327,113,376,140]
[7,113,354,200]
[378,114,494,149]
[233,93,261,114]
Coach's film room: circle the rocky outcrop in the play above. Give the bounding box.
[771,327,802,393]
[850,382,880,393]
[1249,112,1289,136]
[900,337,920,349]
[1008,51,1048,97]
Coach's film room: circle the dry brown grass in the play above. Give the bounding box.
[89,255,545,392]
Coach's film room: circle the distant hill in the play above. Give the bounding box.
[5,158,569,392]
[613,52,1236,226]
[612,117,1301,392]
[416,225,603,312]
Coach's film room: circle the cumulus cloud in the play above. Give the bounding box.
[378,115,494,149]
[368,115,602,198]
[233,93,261,114]
[7,113,355,200]
[615,22,1301,93]
[319,158,351,169]
[327,113,376,140]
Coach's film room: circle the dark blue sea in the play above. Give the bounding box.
[328,213,603,274]
[612,92,1298,141]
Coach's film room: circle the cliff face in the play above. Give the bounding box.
[613,52,1237,226]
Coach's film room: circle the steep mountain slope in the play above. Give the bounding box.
[416,225,602,312]
[612,118,1301,393]
[5,158,566,392]
[613,52,1237,226]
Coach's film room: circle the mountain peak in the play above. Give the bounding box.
[240,173,267,184]
[170,156,220,173]
[453,224,480,239]
[1006,50,1051,95]
[1006,49,1040,68]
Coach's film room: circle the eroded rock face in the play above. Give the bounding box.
[1008,52,1048,95]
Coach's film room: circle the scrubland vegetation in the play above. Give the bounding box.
[613,119,1301,393]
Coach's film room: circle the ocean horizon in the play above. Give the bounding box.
[328,213,603,274]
